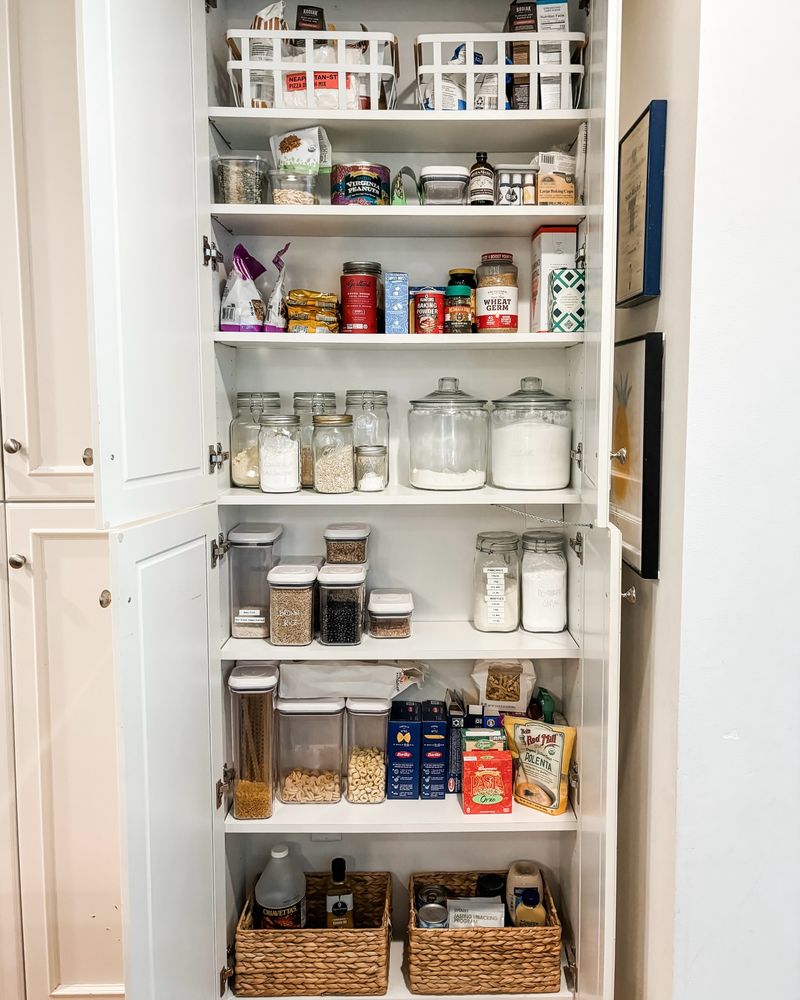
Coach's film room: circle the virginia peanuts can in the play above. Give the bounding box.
[332,162,391,205]
[341,261,382,333]
[414,287,445,334]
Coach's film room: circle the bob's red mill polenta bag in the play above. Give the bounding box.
[503,716,576,815]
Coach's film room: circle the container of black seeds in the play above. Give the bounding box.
[213,155,269,204]
[318,563,367,646]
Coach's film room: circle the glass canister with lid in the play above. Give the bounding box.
[294,391,337,489]
[408,377,489,490]
[228,662,279,820]
[229,522,283,639]
[259,414,301,493]
[521,530,567,633]
[473,531,521,633]
[312,413,355,494]
[230,391,281,488]
[476,252,519,332]
[491,376,573,489]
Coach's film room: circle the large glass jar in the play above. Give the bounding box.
[313,414,355,494]
[259,414,301,494]
[229,522,283,638]
[345,698,391,804]
[318,563,367,646]
[476,252,519,332]
[521,530,567,633]
[408,377,489,490]
[228,663,278,820]
[473,531,520,633]
[277,698,344,804]
[230,392,281,488]
[491,376,573,489]
[294,391,337,489]
[346,389,390,484]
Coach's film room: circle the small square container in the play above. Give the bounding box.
[318,563,367,646]
[214,155,269,204]
[267,563,318,647]
[419,166,470,206]
[346,697,391,804]
[367,589,414,639]
[277,697,345,804]
[323,523,371,564]
[269,170,319,206]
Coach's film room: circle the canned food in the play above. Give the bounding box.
[341,261,383,333]
[332,162,391,206]
[416,883,449,909]
[414,287,445,335]
[417,903,449,928]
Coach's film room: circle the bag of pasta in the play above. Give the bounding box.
[471,659,536,713]
[503,716,576,816]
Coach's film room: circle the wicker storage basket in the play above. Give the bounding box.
[235,871,392,997]
[407,871,561,995]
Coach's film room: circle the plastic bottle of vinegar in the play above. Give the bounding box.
[255,843,307,929]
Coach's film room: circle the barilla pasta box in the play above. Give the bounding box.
[388,700,421,799]
[445,690,465,794]
[421,700,449,799]
[461,749,514,815]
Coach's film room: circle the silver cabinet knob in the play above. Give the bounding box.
[82,447,94,467]
[622,586,637,604]
[3,439,22,454]
[610,448,627,465]
[8,554,27,569]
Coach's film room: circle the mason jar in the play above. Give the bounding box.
[521,530,568,633]
[356,445,388,492]
[473,530,520,633]
[312,414,355,494]
[408,377,489,490]
[259,414,301,494]
[230,391,281,488]
[294,391,337,489]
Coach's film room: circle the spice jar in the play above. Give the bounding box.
[367,589,414,639]
[229,522,284,639]
[341,261,383,333]
[229,663,278,820]
[231,392,281,488]
[346,698,391,804]
[294,391,337,488]
[324,523,371,565]
[521,530,567,633]
[318,563,367,646]
[491,376,573,489]
[268,563,318,646]
[259,414,301,494]
[448,268,477,331]
[473,531,520,633]
[477,252,519,332]
[356,445,388,491]
[445,285,473,333]
[523,171,537,205]
[496,166,523,207]
[313,414,355,494]
[277,698,344,804]
[408,377,489,490]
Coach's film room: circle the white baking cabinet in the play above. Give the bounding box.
[75,0,622,998]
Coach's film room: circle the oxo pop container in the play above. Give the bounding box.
[323,523,371,564]
[267,563,318,646]
[277,697,345,804]
[367,589,414,639]
[228,663,278,820]
[228,523,284,639]
[419,166,470,205]
[346,698,391,804]
[318,563,367,646]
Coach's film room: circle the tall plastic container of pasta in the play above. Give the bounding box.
[228,663,279,820]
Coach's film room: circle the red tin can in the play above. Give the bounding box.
[341,261,382,333]
[414,287,445,334]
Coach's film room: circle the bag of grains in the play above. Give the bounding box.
[265,243,291,332]
[220,244,269,332]
[270,126,332,177]
[471,659,536,713]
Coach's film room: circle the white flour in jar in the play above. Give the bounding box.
[522,551,567,632]
[411,468,486,490]
[491,419,571,489]
[260,435,300,493]
[474,567,520,631]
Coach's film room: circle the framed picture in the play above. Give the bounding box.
[610,332,663,579]
[616,100,667,307]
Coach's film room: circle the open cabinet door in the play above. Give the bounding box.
[75,0,217,528]
[110,505,224,1000]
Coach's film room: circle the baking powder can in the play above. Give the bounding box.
[414,287,445,334]
[341,261,382,333]
[417,903,449,928]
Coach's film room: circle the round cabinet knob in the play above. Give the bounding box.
[8,554,27,569]
[82,447,94,467]
[610,448,627,465]
[3,439,22,454]
[621,586,637,604]
[99,589,112,609]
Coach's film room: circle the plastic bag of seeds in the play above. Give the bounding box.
[471,659,536,713]
[270,126,332,177]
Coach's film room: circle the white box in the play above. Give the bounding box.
[536,0,570,110]
[530,226,578,332]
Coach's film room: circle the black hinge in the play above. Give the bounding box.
[216,764,235,808]
[220,963,234,996]
[579,0,590,13]
[564,937,578,992]
[209,442,230,473]
[206,0,218,10]
[569,760,580,806]
[570,441,583,470]
[211,535,231,570]
[569,532,584,565]
[203,235,224,269]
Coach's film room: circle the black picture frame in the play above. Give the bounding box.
[616,100,667,308]
[609,332,663,579]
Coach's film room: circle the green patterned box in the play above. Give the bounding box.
[549,268,586,332]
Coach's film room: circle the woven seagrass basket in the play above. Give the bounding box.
[234,871,392,997]
[406,871,561,995]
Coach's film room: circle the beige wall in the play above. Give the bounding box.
[614,0,700,997]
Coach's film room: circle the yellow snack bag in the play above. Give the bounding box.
[503,716,576,815]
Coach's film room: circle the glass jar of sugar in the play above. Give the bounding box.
[473,531,520,633]
[521,531,567,633]
[259,414,301,493]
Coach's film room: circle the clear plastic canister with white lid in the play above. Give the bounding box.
[323,523,371,564]
[267,563,318,646]
[345,698,391,804]
[228,662,279,820]
[276,697,345,804]
[367,589,414,639]
[318,563,367,646]
[408,377,489,490]
[521,530,567,633]
[228,522,284,639]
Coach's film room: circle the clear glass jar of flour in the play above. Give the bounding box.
[473,531,520,633]
[521,530,567,633]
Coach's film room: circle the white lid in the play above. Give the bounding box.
[323,523,371,541]
[346,697,392,715]
[420,166,470,180]
[279,555,325,569]
[496,163,533,173]
[318,563,367,586]
[228,522,284,545]
[228,663,279,693]
[271,843,289,859]
[368,589,414,614]
[268,563,318,586]
[276,697,345,714]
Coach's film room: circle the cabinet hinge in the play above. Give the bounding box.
[211,534,231,570]
[569,532,584,565]
[220,952,234,996]
[564,937,578,993]
[570,441,583,470]
[569,760,580,805]
[206,0,218,10]
[216,764,235,809]
[209,442,230,473]
[203,235,224,269]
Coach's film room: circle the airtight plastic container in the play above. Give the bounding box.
[277,697,345,804]
[228,663,279,820]
[345,698,391,804]
[229,523,284,639]
[419,166,470,205]
[323,523,371,564]
[367,589,414,639]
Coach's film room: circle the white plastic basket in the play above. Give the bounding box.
[415,32,585,112]
[226,29,399,111]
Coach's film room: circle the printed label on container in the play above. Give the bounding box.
[284,71,352,92]
[326,892,354,923]
[234,606,266,625]
[261,898,306,929]
[483,566,509,624]
[477,285,519,331]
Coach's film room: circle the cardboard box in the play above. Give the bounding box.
[536,0,570,110]
[385,272,409,333]
[462,727,507,751]
[421,700,449,799]
[388,700,421,799]
[530,226,578,332]
[506,2,537,110]
[549,267,586,332]
[445,690,465,793]
[461,750,514,815]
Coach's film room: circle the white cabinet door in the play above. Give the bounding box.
[109,504,224,1000]
[75,0,217,528]
[5,503,124,1000]
[0,0,94,500]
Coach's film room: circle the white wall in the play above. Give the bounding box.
[671,1,800,996]
[613,1,700,998]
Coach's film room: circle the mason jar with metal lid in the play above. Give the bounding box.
[259,414,301,494]
[408,377,489,490]
[356,445,388,492]
[230,391,281,488]
[312,413,355,494]
[521,530,567,633]
[341,261,384,333]
[490,376,573,490]
[294,391,337,488]
[473,530,520,633]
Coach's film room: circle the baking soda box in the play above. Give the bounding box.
[388,700,421,799]
[461,749,514,815]
[421,700,449,799]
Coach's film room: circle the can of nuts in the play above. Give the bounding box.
[414,287,445,334]
[416,883,449,909]
[341,261,382,333]
[417,903,449,928]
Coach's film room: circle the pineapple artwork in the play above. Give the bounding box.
[611,372,633,505]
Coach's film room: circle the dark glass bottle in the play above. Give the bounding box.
[326,857,355,929]
[469,152,496,206]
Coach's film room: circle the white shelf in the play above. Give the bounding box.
[222,622,580,661]
[214,331,584,349]
[226,797,577,835]
[219,484,581,507]
[211,204,586,238]
[209,107,588,154]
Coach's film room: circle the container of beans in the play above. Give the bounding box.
[318,563,367,646]
[213,155,269,204]
[228,663,278,820]
[277,697,344,804]
[323,523,371,564]
[367,589,414,639]
[345,698,391,804]
[476,252,519,332]
[267,563,318,646]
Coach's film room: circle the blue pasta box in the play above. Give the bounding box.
[388,700,421,799]
[549,267,586,333]
[445,689,465,793]
[385,272,409,333]
[421,700,449,799]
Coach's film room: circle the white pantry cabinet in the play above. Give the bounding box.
[74,1,622,999]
